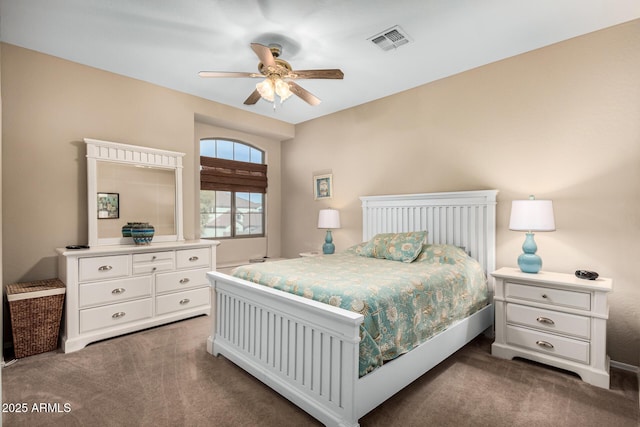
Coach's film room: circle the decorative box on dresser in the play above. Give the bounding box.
[491,267,612,388]
[57,240,219,353]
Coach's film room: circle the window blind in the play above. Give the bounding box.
[200,156,268,193]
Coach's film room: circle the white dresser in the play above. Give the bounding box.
[491,267,612,388]
[57,240,219,352]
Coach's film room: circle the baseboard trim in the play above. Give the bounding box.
[610,359,639,373]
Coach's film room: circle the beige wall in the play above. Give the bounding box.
[282,20,640,365]
[0,42,293,286]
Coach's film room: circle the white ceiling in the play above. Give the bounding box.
[1,0,638,124]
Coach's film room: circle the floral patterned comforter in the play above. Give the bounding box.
[231,244,489,376]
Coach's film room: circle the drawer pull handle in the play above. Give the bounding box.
[189,256,199,262]
[536,340,554,349]
[179,278,190,284]
[541,294,548,299]
[98,265,113,272]
[152,256,157,260]
[152,267,157,272]
[112,311,126,319]
[179,298,190,305]
[112,288,126,295]
[536,316,555,325]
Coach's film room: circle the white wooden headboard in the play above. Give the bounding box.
[360,190,498,275]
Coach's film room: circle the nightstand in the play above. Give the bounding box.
[491,267,612,389]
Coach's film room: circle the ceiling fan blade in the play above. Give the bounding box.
[199,71,260,78]
[250,43,276,67]
[290,69,344,79]
[288,81,321,106]
[243,89,262,105]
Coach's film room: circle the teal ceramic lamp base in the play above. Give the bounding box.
[322,230,335,254]
[518,232,542,273]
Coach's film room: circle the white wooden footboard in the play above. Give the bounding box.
[207,271,364,427]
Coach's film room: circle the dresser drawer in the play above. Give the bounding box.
[156,267,209,294]
[132,261,174,275]
[79,276,152,308]
[506,324,589,364]
[79,255,130,282]
[507,303,590,340]
[506,282,590,311]
[176,248,210,269]
[132,251,175,275]
[156,287,210,316]
[80,298,152,333]
[132,251,175,264]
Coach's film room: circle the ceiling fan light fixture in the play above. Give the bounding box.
[256,77,292,104]
[275,78,293,102]
[256,78,275,102]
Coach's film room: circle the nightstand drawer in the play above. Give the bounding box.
[506,282,590,311]
[507,303,590,339]
[506,325,589,364]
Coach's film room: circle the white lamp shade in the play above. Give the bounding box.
[509,198,556,232]
[318,209,341,229]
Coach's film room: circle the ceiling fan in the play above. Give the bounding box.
[199,43,344,106]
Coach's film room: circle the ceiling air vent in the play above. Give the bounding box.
[368,25,411,51]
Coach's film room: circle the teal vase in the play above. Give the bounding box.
[131,223,155,245]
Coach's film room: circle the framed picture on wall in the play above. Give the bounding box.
[313,174,333,200]
[97,192,119,219]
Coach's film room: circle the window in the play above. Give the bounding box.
[200,139,266,238]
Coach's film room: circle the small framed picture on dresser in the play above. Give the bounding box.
[97,192,119,219]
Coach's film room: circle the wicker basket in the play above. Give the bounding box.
[6,279,66,358]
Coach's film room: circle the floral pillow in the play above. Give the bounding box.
[415,244,469,264]
[360,231,428,263]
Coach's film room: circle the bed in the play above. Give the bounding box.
[207,190,498,427]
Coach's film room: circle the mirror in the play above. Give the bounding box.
[86,138,185,247]
[97,162,176,238]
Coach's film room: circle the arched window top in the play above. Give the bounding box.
[200,138,264,164]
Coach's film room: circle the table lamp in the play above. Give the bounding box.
[318,209,341,254]
[509,195,555,273]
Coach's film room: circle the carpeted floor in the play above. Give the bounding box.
[2,315,638,426]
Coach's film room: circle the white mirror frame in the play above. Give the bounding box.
[86,138,185,247]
